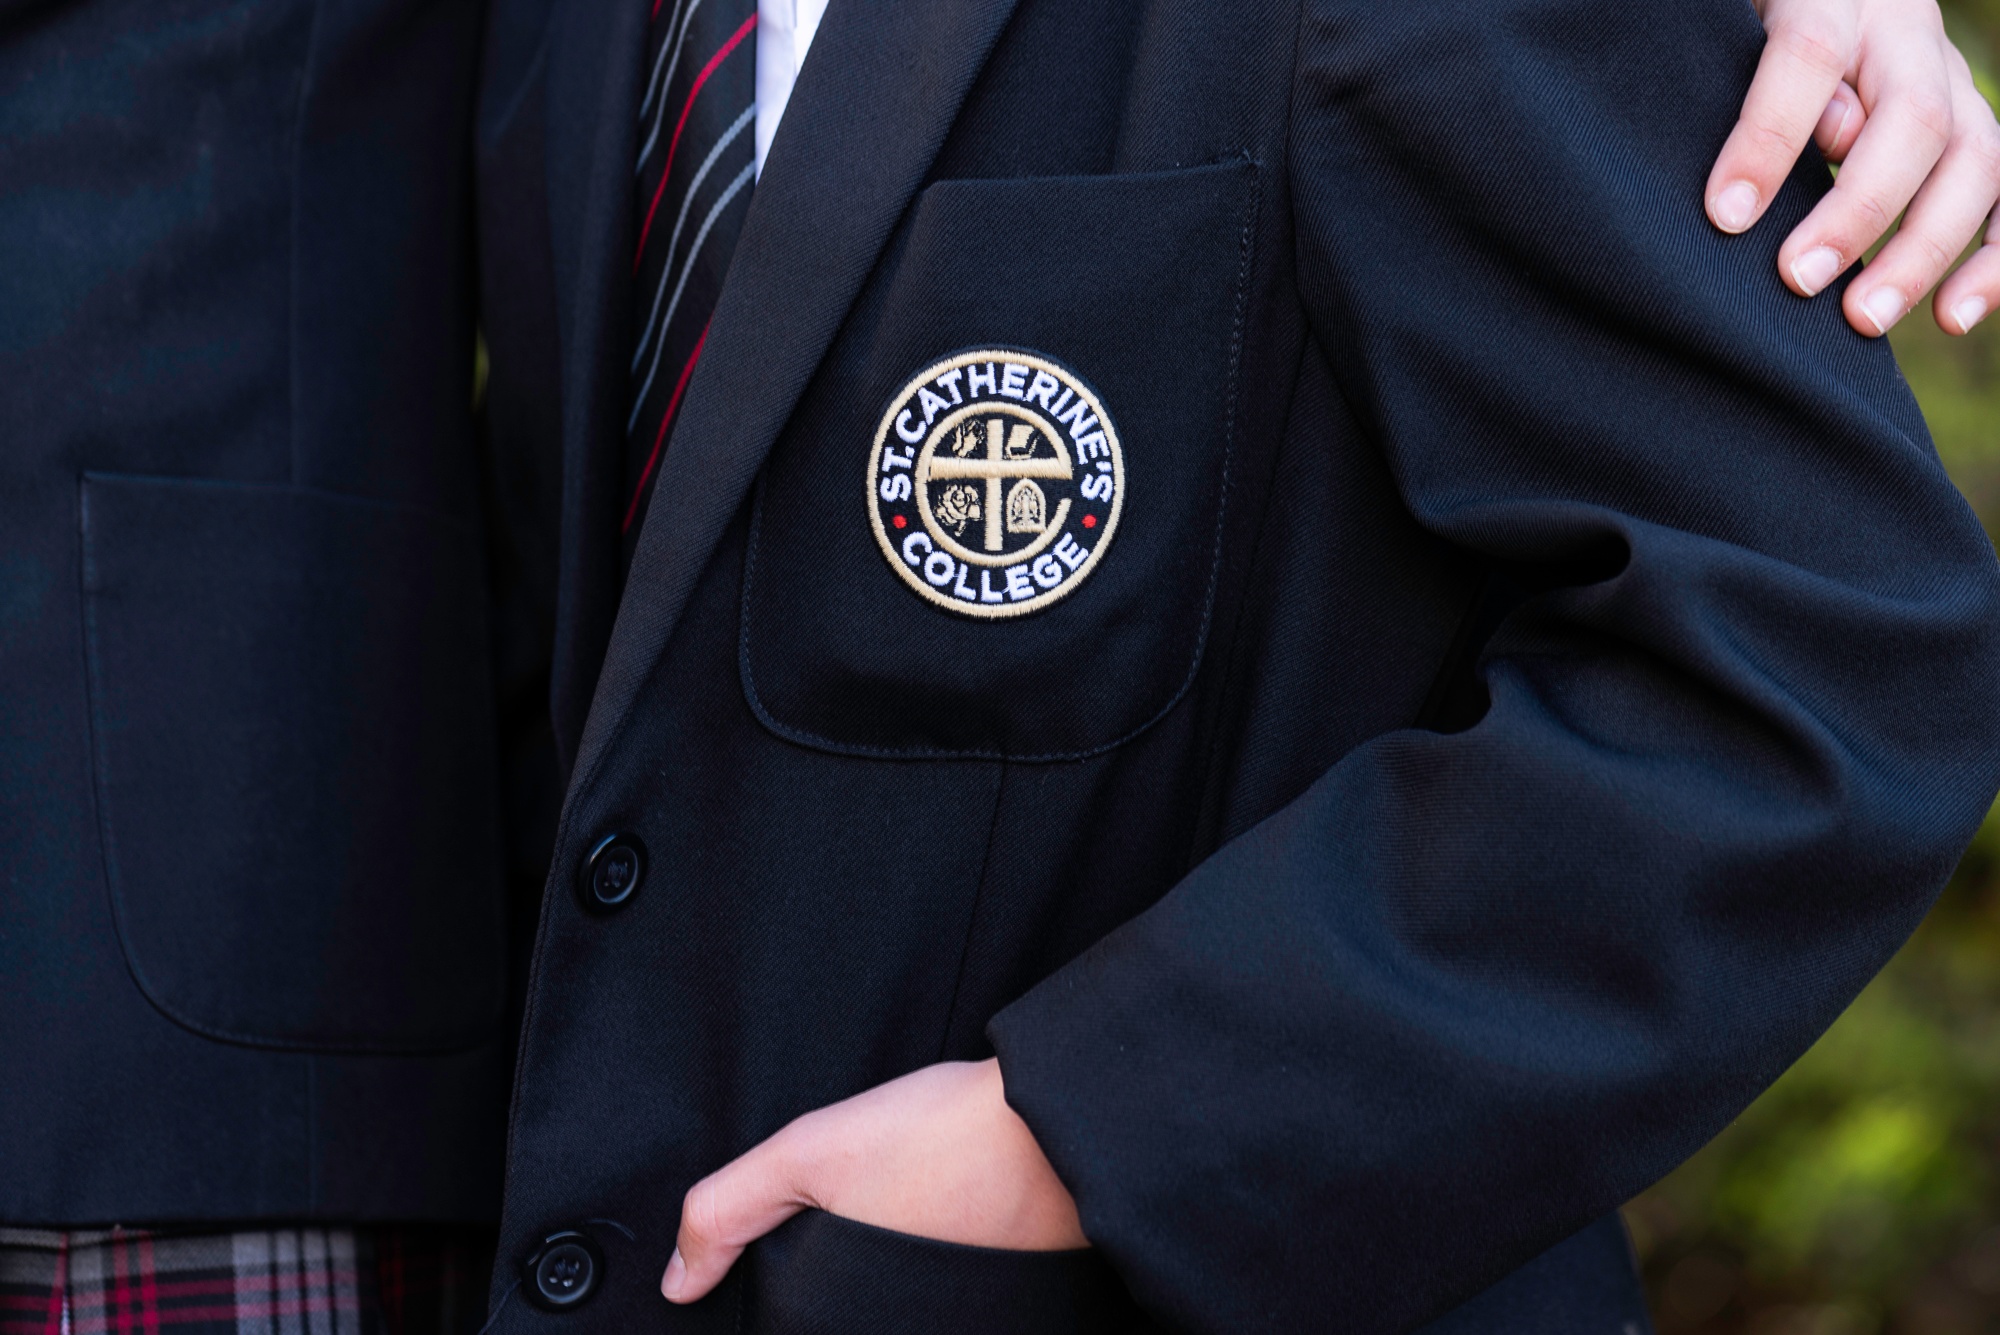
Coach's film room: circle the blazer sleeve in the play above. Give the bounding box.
[986,1,2000,1331]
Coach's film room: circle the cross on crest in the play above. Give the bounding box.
[870,349,1124,620]
[922,417,1071,553]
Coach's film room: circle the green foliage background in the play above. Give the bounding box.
[1625,9,2000,1331]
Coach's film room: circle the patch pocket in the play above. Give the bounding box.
[741,158,1258,760]
[80,473,505,1052]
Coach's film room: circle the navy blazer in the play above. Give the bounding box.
[472,0,2000,1332]
[0,0,511,1223]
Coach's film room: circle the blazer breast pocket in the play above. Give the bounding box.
[741,157,1259,761]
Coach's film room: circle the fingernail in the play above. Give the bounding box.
[1953,296,1989,333]
[1816,94,1853,148]
[1791,246,1843,296]
[1859,286,1907,336]
[662,1250,686,1301]
[1710,181,1761,233]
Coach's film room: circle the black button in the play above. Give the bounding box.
[523,1231,603,1311]
[579,833,646,913]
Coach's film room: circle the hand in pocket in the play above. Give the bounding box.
[662,1059,1087,1303]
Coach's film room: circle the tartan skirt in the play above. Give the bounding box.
[0,1226,493,1335]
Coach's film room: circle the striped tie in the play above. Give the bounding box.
[624,0,758,539]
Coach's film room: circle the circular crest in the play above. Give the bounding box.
[868,350,1123,618]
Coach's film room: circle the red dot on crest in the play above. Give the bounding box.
[892,514,907,528]
[1082,514,1097,528]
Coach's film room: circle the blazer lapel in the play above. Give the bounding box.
[543,0,647,770]
[567,0,1026,787]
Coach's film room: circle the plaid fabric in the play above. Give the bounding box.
[0,1226,493,1335]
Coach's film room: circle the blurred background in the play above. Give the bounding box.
[1625,5,2000,1329]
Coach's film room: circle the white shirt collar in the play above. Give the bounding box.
[753,0,830,178]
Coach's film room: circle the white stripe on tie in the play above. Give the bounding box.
[638,0,697,119]
[626,159,757,433]
[631,101,756,369]
[634,0,708,171]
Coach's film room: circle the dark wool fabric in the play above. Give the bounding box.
[472,0,2000,1331]
[7,0,1992,1329]
[0,0,514,1224]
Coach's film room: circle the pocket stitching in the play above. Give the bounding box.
[737,156,1262,764]
[78,471,505,1056]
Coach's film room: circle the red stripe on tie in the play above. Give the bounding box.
[624,320,710,532]
[633,12,756,271]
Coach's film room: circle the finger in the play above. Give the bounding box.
[1707,0,1856,234]
[1934,221,2000,334]
[664,1137,814,1304]
[1815,81,1867,162]
[1843,54,2000,335]
[1776,29,1956,303]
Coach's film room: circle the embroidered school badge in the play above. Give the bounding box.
[868,350,1124,618]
